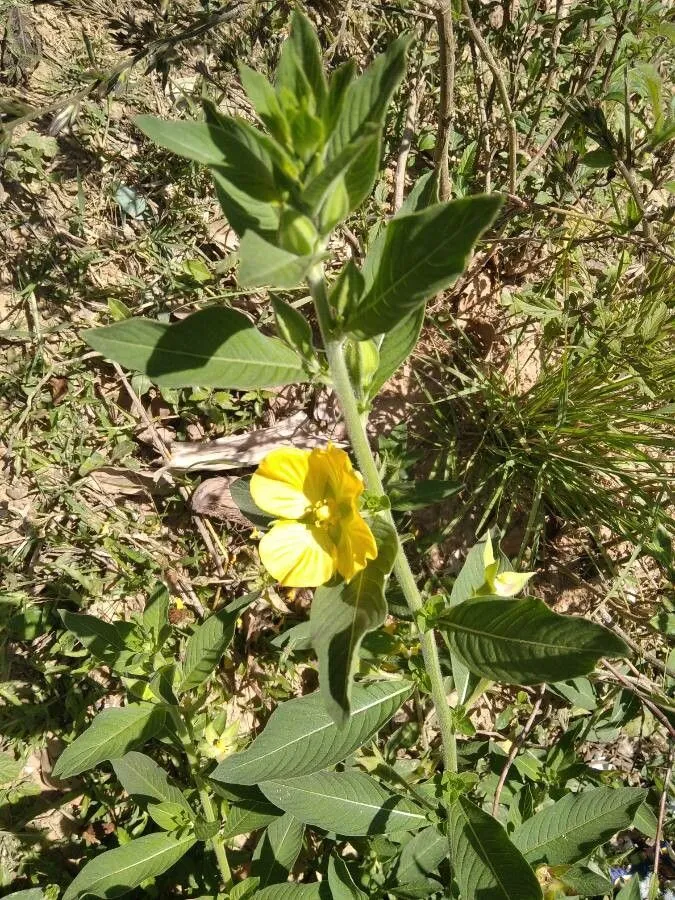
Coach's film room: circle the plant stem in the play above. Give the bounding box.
[308,268,458,776]
[171,709,232,889]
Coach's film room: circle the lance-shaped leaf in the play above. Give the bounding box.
[328,855,368,899]
[179,591,258,693]
[388,825,448,894]
[368,306,425,399]
[59,610,140,672]
[438,596,629,685]
[346,195,502,338]
[142,582,171,651]
[238,231,317,290]
[449,797,543,900]
[211,679,412,785]
[252,813,305,888]
[53,704,166,779]
[83,307,306,390]
[511,786,647,866]
[261,770,427,836]
[302,125,379,219]
[62,830,195,900]
[255,887,322,899]
[327,35,411,210]
[311,520,398,725]
[112,751,193,818]
[135,115,281,198]
[276,10,327,112]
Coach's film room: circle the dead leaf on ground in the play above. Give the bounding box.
[169,413,346,472]
[86,466,173,498]
[191,476,254,527]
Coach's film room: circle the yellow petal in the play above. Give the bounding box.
[308,444,364,505]
[250,447,311,519]
[482,532,496,568]
[493,570,534,597]
[258,521,336,587]
[335,513,378,582]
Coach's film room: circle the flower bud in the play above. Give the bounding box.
[277,208,318,256]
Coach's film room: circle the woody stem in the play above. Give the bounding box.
[308,266,458,777]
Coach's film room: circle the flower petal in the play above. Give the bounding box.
[306,443,364,506]
[493,570,534,597]
[259,521,336,587]
[335,513,378,582]
[250,447,311,519]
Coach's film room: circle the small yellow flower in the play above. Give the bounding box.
[250,444,378,588]
[482,533,534,596]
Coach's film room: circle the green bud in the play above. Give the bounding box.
[277,208,319,256]
[272,297,319,372]
[344,337,380,401]
[319,176,350,234]
[330,260,365,323]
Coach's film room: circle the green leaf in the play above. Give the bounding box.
[260,770,427,836]
[255,886,322,899]
[211,680,412,785]
[302,125,379,216]
[449,796,543,900]
[511,786,647,866]
[276,11,327,112]
[556,866,612,897]
[230,477,273,529]
[0,751,25,785]
[179,591,258,693]
[112,752,193,818]
[580,148,615,168]
[346,195,502,338]
[62,830,195,900]
[60,610,127,654]
[239,63,291,147]
[438,596,629,684]
[252,813,305,888]
[389,825,448,891]
[142,583,171,650]
[222,797,282,839]
[369,307,425,398]
[328,855,368,899]
[2,891,45,900]
[210,165,280,240]
[387,479,461,511]
[310,520,398,725]
[135,115,280,200]
[328,35,411,209]
[238,231,317,289]
[616,876,641,899]
[83,307,306,390]
[272,297,316,363]
[52,704,166,779]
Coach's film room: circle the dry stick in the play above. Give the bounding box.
[469,38,492,192]
[461,0,517,193]
[650,752,673,899]
[393,73,424,212]
[433,1,456,201]
[603,661,675,741]
[492,684,546,816]
[112,363,224,591]
[516,36,608,187]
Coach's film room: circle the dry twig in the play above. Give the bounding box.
[492,684,547,815]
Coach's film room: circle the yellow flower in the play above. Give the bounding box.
[250,444,378,588]
[482,533,534,596]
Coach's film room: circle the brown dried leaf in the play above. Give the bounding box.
[169,413,346,472]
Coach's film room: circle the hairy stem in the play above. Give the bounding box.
[171,709,232,889]
[308,268,458,777]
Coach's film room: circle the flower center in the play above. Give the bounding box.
[311,498,337,528]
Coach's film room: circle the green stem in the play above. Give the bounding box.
[307,268,457,776]
[171,709,232,889]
